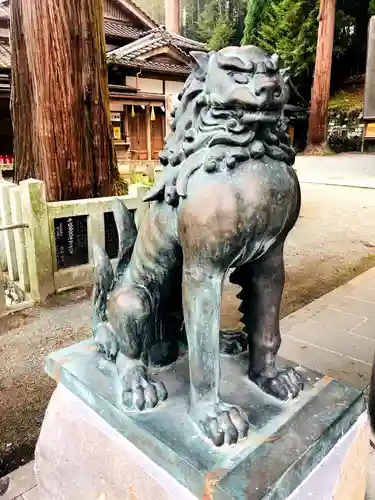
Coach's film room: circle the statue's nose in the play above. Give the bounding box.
[227,86,254,105]
[255,79,282,98]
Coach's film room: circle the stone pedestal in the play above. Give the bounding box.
[35,385,195,500]
[35,340,368,500]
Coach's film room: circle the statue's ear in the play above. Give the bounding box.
[270,53,280,69]
[280,67,290,83]
[190,51,209,81]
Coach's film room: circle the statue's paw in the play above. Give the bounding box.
[94,323,119,361]
[253,367,304,401]
[121,366,168,411]
[195,403,249,447]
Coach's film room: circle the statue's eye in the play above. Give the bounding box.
[265,59,277,73]
[231,72,249,84]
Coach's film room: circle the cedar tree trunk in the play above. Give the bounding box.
[305,0,336,154]
[10,0,120,201]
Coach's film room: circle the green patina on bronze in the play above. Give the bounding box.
[91,45,304,448]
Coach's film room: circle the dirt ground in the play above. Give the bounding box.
[1,183,375,476]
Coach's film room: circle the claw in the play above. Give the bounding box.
[219,412,239,445]
[155,381,168,401]
[229,407,249,440]
[144,384,158,409]
[252,367,304,401]
[133,387,146,411]
[119,363,168,411]
[206,418,224,447]
[196,402,249,447]
[94,322,119,361]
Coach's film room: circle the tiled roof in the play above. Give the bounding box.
[0,5,204,51]
[107,28,193,74]
[111,55,190,74]
[108,29,187,60]
[159,30,207,51]
[104,21,206,53]
[104,19,144,40]
[107,26,208,75]
[0,35,190,75]
[0,1,206,76]
[0,4,8,19]
[0,40,10,68]
[133,27,207,52]
[0,0,157,28]
[108,26,206,60]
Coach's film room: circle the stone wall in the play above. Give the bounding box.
[328,109,364,153]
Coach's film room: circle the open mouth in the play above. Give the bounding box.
[242,109,280,124]
[210,105,280,123]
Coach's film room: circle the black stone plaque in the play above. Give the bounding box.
[54,215,89,270]
[104,210,136,260]
[104,212,119,260]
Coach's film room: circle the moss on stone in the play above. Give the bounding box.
[328,90,364,113]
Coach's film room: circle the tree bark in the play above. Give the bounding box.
[9,0,35,181]
[10,0,120,201]
[305,0,336,153]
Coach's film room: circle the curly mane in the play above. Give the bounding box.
[145,47,296,205]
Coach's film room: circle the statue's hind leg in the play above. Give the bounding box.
[107,203,182,411]
[108,283,168,411]
[231,242,304,400]
[182,262,249,446]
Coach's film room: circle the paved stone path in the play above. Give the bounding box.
[295,152,375,189]
[280,265,375,390]
[2,265,375,499]
[0,462,37,499]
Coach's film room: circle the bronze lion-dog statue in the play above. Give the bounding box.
[92,45,304,447]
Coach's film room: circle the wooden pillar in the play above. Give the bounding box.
[146,105,152,161]
[164,0,180,34]
[288,125,295,147]
[306,0,336,151]
[123,105,129,140]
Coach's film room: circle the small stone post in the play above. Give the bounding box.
[0,269,5,314]
[10,186,30,292]
[19,179,54,302]
[0,180,19,280]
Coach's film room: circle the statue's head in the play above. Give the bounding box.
[148,45,295,204]
[191,46,289,117]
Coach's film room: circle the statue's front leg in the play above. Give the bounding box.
[108,285,168,411]
[183,263,249,447]
[231,243,304,400]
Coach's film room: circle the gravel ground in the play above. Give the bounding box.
[1,182,375,476]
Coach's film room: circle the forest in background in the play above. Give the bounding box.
[136,0,375,99]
